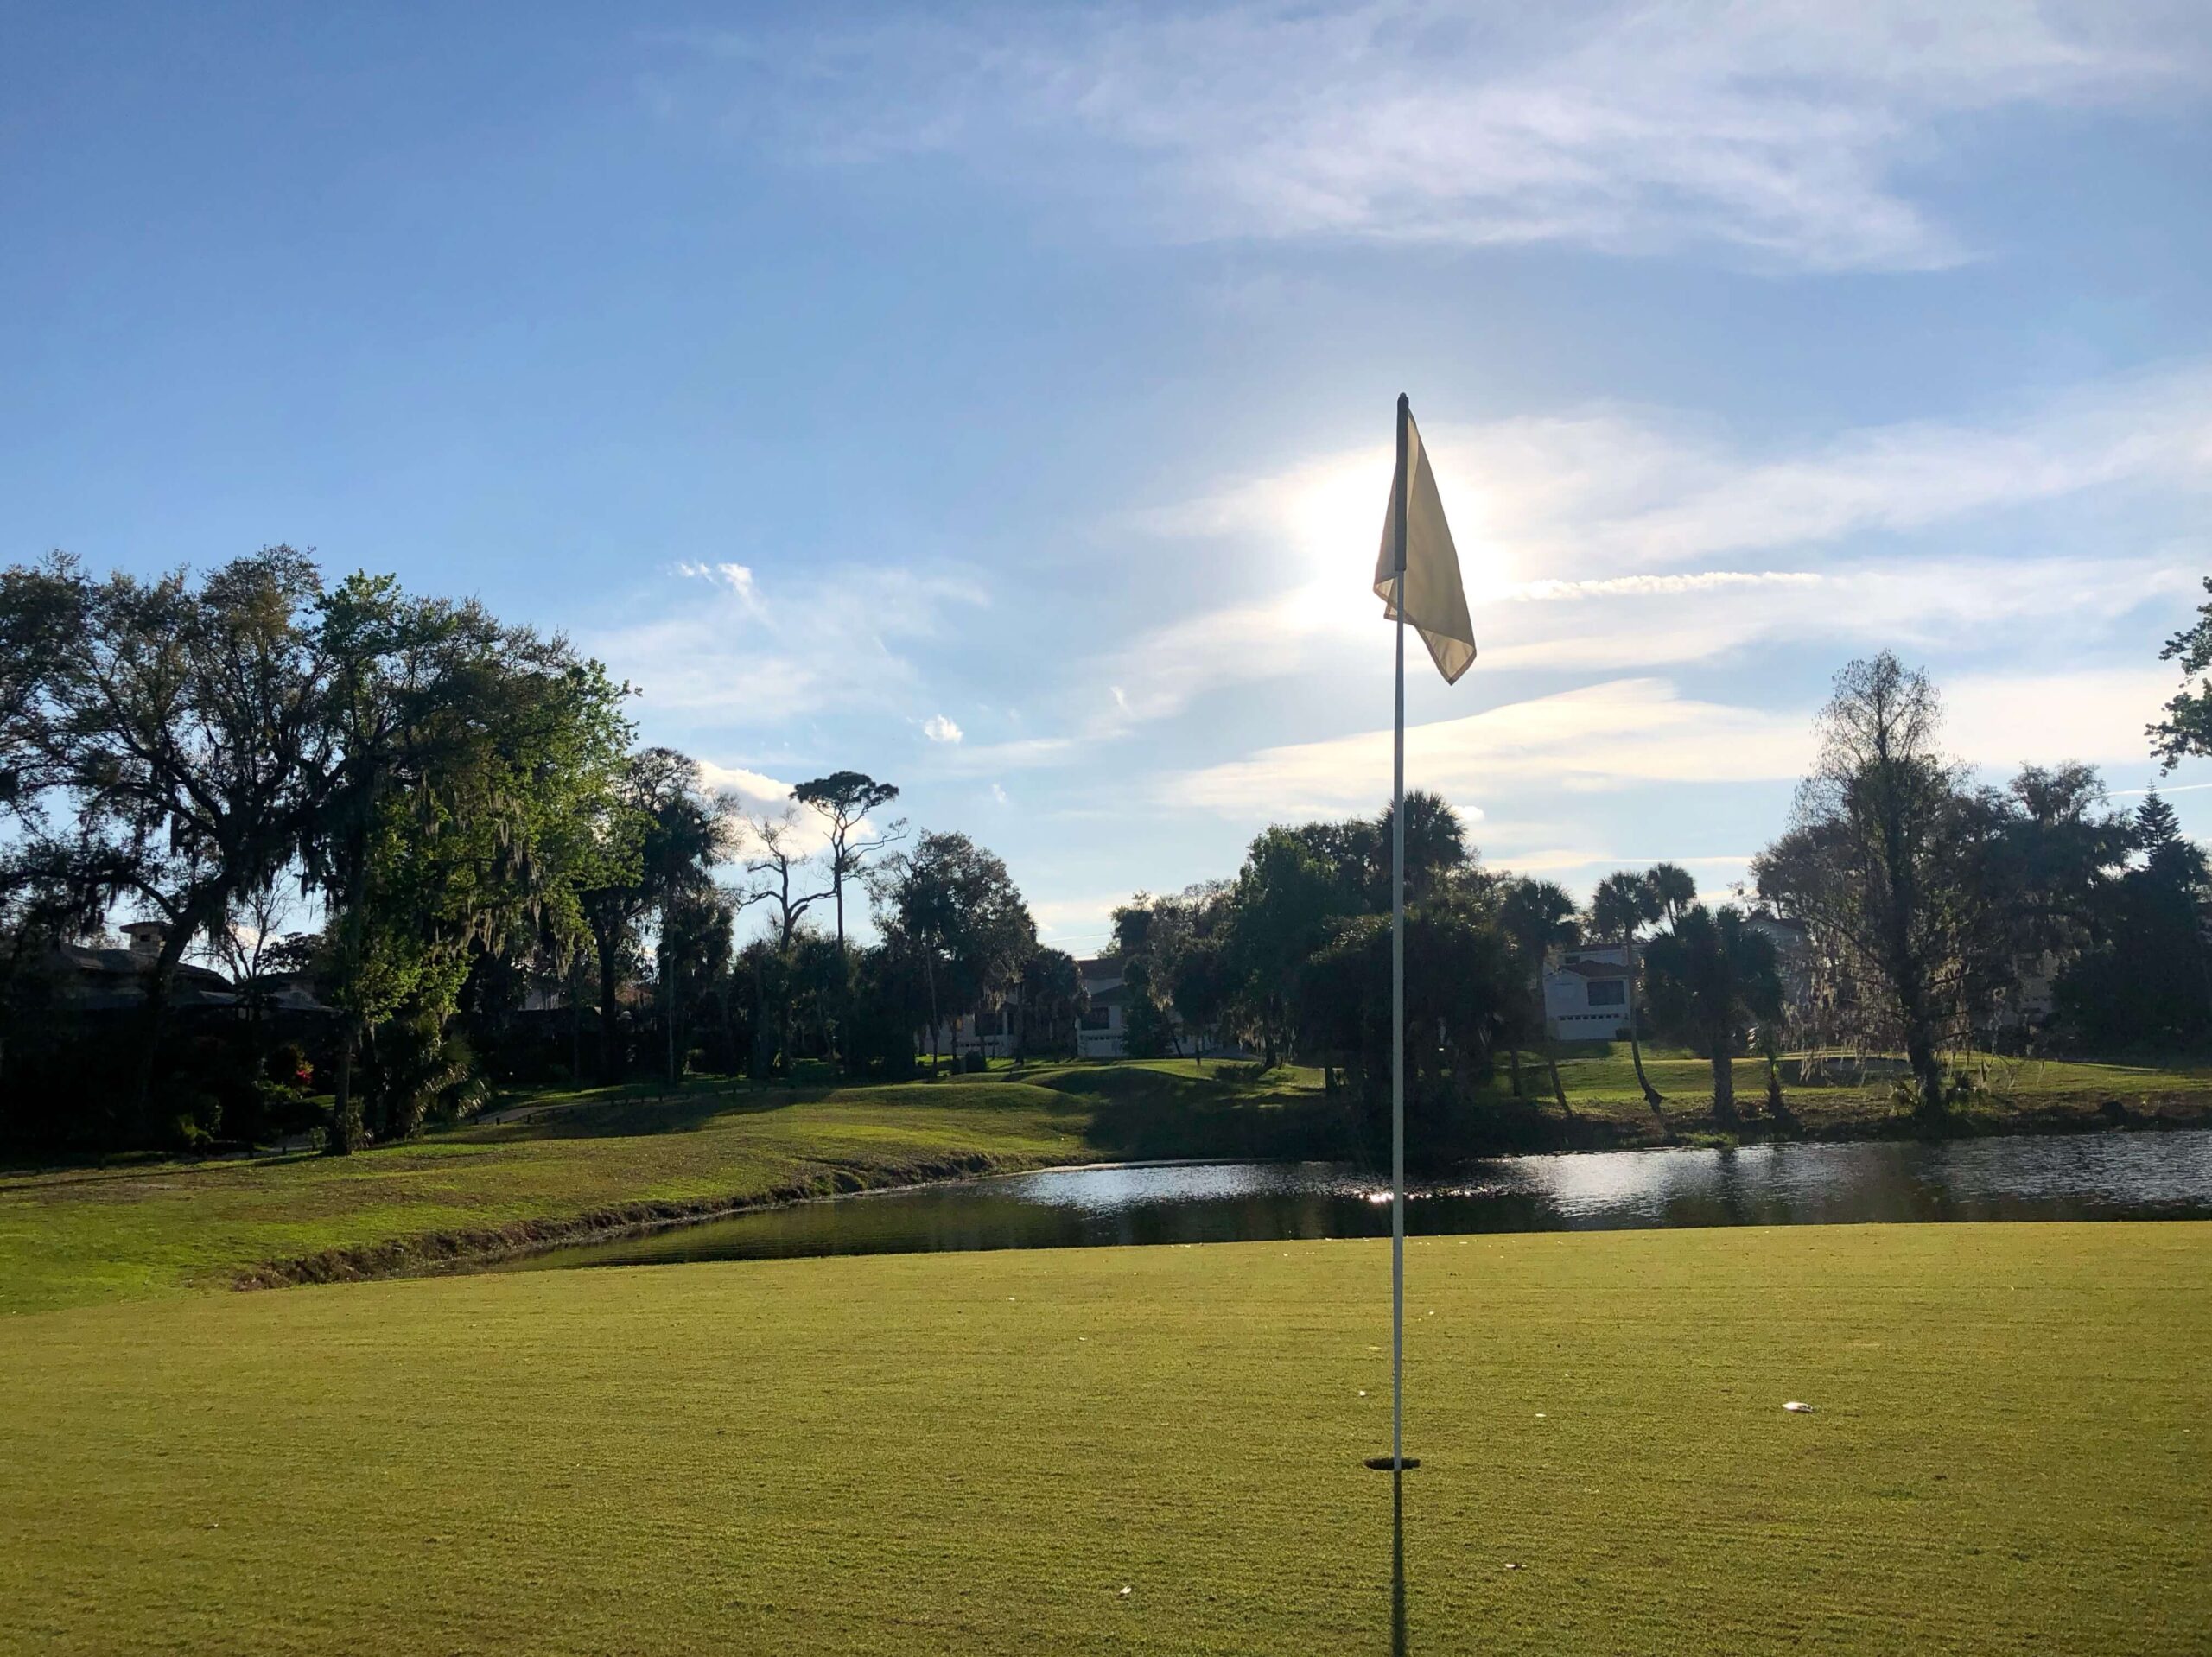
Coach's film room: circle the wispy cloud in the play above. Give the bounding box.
[592,562,987,725]
[1167,677,1815,818]
[1101,363,2212,716]
[921,714,964,744]
[1154,361,2212,581]
[1166,663,2183,822]
[675,1,2203,270]
[673,561,764,613]
[929,734,1081,774]
[1508,571,1824,602]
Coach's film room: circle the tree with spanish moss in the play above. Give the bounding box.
[1754,653,1973,1121]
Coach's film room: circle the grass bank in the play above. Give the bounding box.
[2,1222,2204,1655]
[0,1082,1103,1314]
[8,1054,2212,1312]
[1534,1046,2212,1143]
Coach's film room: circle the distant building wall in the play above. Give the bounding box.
[1542,944,1632,1042]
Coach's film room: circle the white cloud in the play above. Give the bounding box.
[674,561,764,612]
[922,714,964,744]
[684,1,2204,270]
[1166,664,2183,822]
[1942,664,2180,770]
[696,760,794,814]
[1169,677,1814,818]
[1098,364,2212,717]
[1154,363,2212,583]
[592,563,986,725]
[989,783,1009,804]
[695,762,834,860]
[929,734,1080,774]
[1508,571,1825,602]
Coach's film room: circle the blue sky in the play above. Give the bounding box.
[6,3,2211,954]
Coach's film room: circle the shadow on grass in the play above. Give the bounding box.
[1026,1063,1361,1163]
[475,1083,820,1142]
[1391,1470,1408,1657]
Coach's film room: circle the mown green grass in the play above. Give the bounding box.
[1544,1044,2212,1105]
[0,1081,1099,1314]
[2,1222,2204,1655]
[8,1052,2210,1314]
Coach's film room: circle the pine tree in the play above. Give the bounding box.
[2136,790,2183,854]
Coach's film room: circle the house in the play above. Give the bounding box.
[933,955,1246,1061]
[932,956,1127,1060]
[1542,917,1817,1044]
[1073,956,1126,1058]
[1541,943,1632,1042]
[35,923,329,1018]
[1743,912,1814,1019]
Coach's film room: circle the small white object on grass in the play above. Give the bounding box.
[1783,1400,1815,1413]
[1119,1585,1133,1597]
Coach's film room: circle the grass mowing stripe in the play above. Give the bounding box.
[2,1222,2204,1654]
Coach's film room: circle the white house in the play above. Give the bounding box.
[934,955,1244,1061]
[1541,943,1633,1042]
[1073,956,1126,1059]
[1542,918,1817,1044]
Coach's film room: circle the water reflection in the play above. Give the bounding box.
[499,1127,2212,1273]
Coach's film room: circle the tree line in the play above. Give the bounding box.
[0,550,1058,1154]
[6,548,2210,1156]
[1086,612,2212,1140]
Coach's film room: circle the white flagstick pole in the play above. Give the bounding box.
[1390,391,1409,1474]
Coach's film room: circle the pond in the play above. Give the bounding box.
[498,1127,2212,1274]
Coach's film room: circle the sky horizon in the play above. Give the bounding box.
[7,3,2211,954]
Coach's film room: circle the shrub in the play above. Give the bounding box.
[269,1042,314,1091]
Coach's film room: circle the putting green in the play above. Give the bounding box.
[3,1222,2206,1654]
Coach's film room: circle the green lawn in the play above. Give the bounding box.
[1534,1044,2212,1140]
[7,1053,2211,1315]
[2,1222,2204,1654]
[0,1081,1097,1314]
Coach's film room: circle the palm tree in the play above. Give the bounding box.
[1592,871,1664,1115]
[1498,877,1580,1117]
[1646,862,1698,928]
[1643,905,1782,1130]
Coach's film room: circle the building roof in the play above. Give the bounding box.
[1558,958,1630,980]
[42,944,330,1014]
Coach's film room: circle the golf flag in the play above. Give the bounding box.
[1372,406,1477,683]
[1367,392,1478,1479]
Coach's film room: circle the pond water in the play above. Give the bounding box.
[499,1127,2212,1274]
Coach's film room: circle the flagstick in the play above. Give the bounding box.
[1390,390,1410,1474]
[1366,390,1419,1475]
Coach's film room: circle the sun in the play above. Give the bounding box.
[1281,443,1510,606]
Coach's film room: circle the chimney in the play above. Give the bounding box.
[120,921,168,962]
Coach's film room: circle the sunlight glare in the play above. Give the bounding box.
[1281,440,1510,609]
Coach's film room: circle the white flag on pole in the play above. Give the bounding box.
[1372,411,1476,684]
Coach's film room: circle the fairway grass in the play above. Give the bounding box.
[3,1222,2206,1654]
